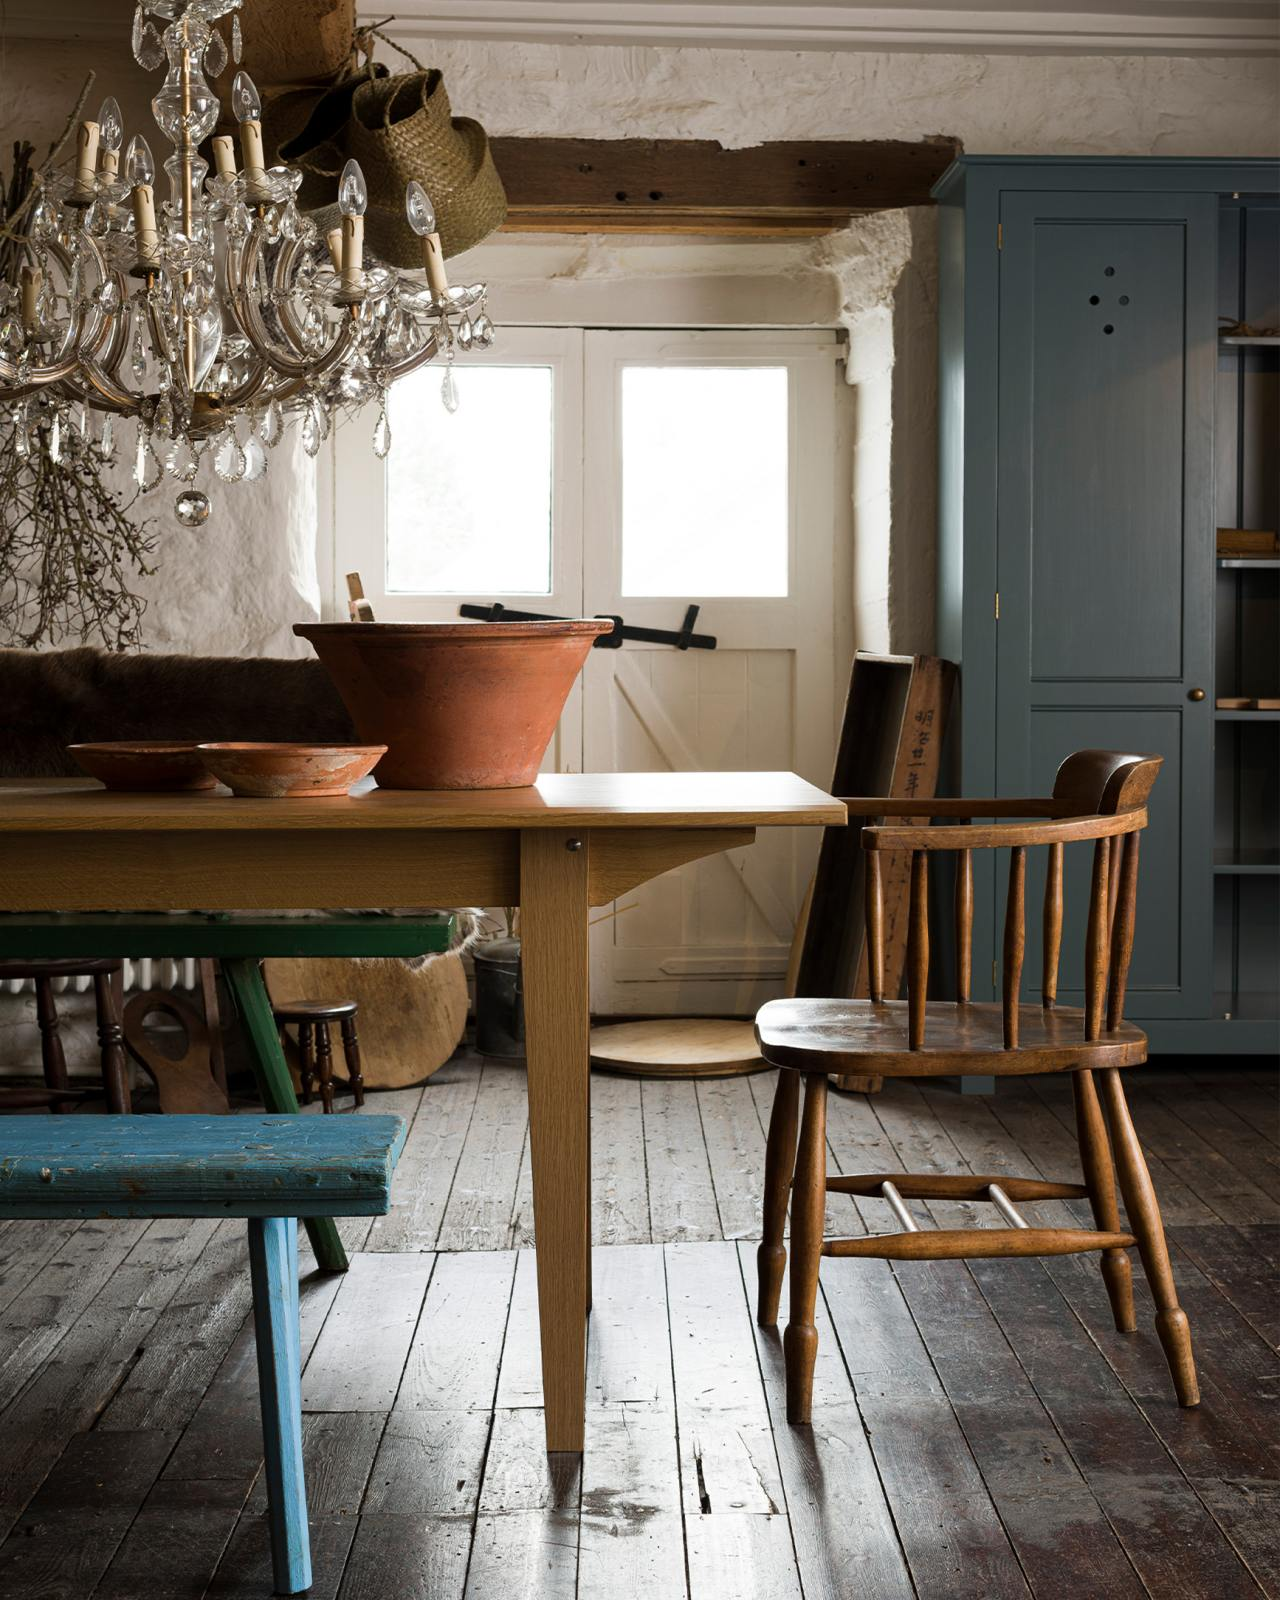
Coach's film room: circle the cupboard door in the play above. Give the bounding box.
[996,190,1217,1019]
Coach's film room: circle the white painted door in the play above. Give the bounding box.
[582,331,847,1015]
[329,326,849,1014]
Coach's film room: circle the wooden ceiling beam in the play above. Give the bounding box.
[491,137,961,235]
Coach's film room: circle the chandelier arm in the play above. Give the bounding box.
[144,284,192,404]
[231,281,359,379]
[77,359,143,413]
[378,326,443,384]
[225,229,327,376]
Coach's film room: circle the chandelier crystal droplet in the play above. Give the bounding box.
[1,0,493,523]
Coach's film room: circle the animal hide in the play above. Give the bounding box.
[0,646,354,778]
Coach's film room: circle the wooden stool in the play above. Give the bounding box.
[0,957,130,1114]
[272,1000,364,1113]
[756,751,1199,1424]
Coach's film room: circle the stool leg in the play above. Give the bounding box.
[94,970,131,1115]
[247,1217,312,1596]
[222,958,348,1274]
[315,1024,335,1115]
[1072,1068,1135,1333]
[35,977,72,1113]
[296,1023,315,1106]
[1098,1068,1199,1407]
[339,1014,365,1108]
[784,1072,828,1425]
[757,1069,799,1327]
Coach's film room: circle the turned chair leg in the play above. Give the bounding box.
[296,1022,315,1106]
[784,1072,828,1425]
[1073,1068,1136,1332]
[94,970,131,1114]
[1098,1068,1199,1407]
[35,978,73,1112]
[339,1014,365,1107]
[757,1069,800,1327]
[315,1024,335,1115]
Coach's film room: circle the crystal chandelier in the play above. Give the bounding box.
[0,0,494,526]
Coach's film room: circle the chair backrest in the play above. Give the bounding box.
[862,750,1162,1051]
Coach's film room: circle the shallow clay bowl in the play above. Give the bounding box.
[68,741,218,792]
[195,743,387,798]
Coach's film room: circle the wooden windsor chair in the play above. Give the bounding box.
[755,750,1199,1424]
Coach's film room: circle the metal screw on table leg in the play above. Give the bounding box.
[566,838,583,852]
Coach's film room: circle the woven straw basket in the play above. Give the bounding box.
[284,67,506,268]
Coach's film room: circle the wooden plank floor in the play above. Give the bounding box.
[0,1057,1275,1598]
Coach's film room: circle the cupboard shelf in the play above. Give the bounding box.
[1218,558,1280,569]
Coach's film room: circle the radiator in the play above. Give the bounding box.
[1,959,201,997]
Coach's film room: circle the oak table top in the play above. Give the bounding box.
[0,773,845,832]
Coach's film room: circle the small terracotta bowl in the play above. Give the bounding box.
[68,741,218,792]
[195,743,387,798]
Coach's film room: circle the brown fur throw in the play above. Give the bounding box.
[0,646,354,778]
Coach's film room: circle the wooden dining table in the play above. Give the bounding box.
[0,771,843,1453]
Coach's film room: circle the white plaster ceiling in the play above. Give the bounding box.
[4,1,1277,53]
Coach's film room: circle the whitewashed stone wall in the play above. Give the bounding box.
[0,33,1274,660]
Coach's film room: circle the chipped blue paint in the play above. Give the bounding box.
[0,1114,406,1597]
[0,1114,407,1217]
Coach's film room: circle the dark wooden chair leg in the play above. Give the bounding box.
[35,977,72,1113]
[784,1072,828,1425]
[757,1069,799,1327]
[93,970,131,1114]
[315,1024,335,1115]
[1072,1068,1136,1332]
[1098,1067,1199,1407]
[339,1014,365,1108]
[296,1022,315,1106]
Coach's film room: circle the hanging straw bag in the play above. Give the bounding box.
[282,35,506,269]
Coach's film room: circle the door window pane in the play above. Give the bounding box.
[386,365,554,594]
[620,366,789,597]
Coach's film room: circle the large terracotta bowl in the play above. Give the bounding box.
[293,620,613,789]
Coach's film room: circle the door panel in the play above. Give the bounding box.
[582,330,849,1015]
[997,191,1217,1020]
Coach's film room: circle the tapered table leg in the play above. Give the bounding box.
[521,828,592,1454]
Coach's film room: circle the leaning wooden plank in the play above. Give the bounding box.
[0,1114,407,1218]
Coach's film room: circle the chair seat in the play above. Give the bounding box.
[273,999,358,1021]
[755,998,1147,1077]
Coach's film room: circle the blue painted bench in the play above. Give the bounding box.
[0,912,453,1274]
[0,1113,407,1595]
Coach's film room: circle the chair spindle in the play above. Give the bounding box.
[955,848,973,1004]
[1003,845,1026,1048]
[1042,840,1064,1009]
[865,848,885,1003]
[907,850,929,1049]
[1084,836,1111,1041]
[1107,832,1140,1031]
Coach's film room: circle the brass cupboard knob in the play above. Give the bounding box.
[1188,688,1206,702]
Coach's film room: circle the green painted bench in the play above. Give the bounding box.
[0,913,453,1272]
[0,1113,407,1595]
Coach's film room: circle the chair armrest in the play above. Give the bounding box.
[839,796,1063,818]
[862,809,1148,852]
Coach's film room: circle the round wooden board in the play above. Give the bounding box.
[589,1018,767,1079]
[264,952,468,1090]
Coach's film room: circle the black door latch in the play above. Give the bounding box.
[458,601,716,651]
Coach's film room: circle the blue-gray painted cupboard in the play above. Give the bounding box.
[934,156,1279,1055]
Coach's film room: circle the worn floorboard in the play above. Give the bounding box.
[0,1057,1273,1598]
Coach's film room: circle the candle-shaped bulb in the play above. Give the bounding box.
[125,134,155,187]
[75,121,101,190]
[232,70,262,124]
[339,159,367,218]
[405,180,436,236]
[97,98,123,154]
